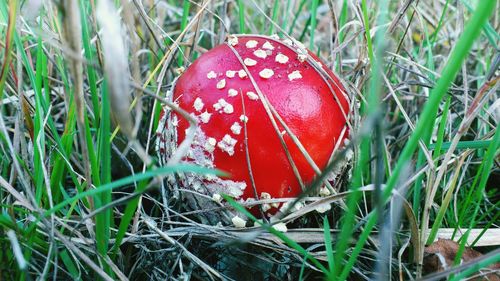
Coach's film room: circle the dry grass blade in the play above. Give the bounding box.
[61,0,92,190]
[6,230,27,270]
[144,217,223,280]
[97,0,134,139]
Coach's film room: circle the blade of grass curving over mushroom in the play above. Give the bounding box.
[339,1,497,278]
[28,165,220,230]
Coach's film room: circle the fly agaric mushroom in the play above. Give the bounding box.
[157,34,349,217]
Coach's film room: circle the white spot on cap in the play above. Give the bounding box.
[199,111,212,123]
[282,38,293,45]
[275,53,289,64]
[232,216,246,228]
[262,41,275,50]
[260,192,271,200]
[245,40,258,48]
[238,69,248,78]
[223,103,234,114]
[297,48,308,62]
[246,91,259,100]
[204,137,217,152]
[230,122,242,135]
[244,58,257,66]
[213,98,233,114]
[259,68,274,79]
[213,98,227,111]
[228,88,238,97]
[297,53,307,62]
[228,35,238,46]
[253,49,267,59]
[218,134,237,155]
[288,70,302,81]
[240,115,249,123]
[216,79,226,89]
[193,97,204,112]
[207,71,217,79]
[226,70,236,78]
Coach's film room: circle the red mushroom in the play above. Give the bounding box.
[157,34,349,217]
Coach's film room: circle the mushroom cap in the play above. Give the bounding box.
[158,35,349,215]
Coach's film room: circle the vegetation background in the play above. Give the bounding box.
[0,0,498,280]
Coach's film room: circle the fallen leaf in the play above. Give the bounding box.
[423,239,499,280]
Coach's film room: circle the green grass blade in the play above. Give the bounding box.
[429,140,492,151]
[95,78,112,269]
[80,0,100,124]
[450,250,500,281]
[323,216,334,275]
[0,0,17,100]
[40,165,220,223]
[269,0,279,35]
[308,0,319,50]
[237,0,245,33]
[177,0,190,67]
[433,96,451,157]
[288,0,307,35]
